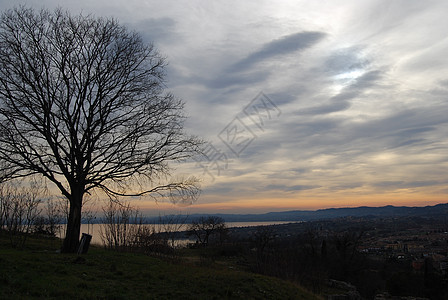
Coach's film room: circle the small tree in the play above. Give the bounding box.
[252,225,276,259]
[0,179,45,247]
[33,197,64,237]
[100,199,135,251]
[188,216,227,246]
[99,200,171,254]
[157,213,189,248]
[0,7,202,252]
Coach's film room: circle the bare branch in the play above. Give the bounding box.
[0,7,203,252]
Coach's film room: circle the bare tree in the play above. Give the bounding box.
[188,216,227,246]
[0,7,202,252]
[33,197,64,237]
[99,199,137,251]
[252,225,276,259]
[99,199,170,254]
[0,179,45,247]
[163,214,189,248]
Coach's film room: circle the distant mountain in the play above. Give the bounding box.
[146,203,448,223]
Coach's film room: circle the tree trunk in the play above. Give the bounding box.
[62,193,83,253]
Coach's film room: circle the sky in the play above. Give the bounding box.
[1,0,448,214]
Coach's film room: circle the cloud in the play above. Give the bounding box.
[2,0,448,212]
[206,71,271,89]
[229,31,326,73]
[354,107,448,145]
[324,46,369,75]
[391,139,426,149]
[132,17,178,45]
[265,184,321,192]
[297,70,383,116]
[372,180,444,190]
[194,31,326,91]
[348,70,382,90]
[298,101,351,115]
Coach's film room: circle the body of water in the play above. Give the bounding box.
[57,221,297,246]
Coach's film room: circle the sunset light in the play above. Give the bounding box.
[1,2,448,298]
[1,0,447,216]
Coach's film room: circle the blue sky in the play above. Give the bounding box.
[1,0,448,213]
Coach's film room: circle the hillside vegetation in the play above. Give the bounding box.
[0,234,317,299]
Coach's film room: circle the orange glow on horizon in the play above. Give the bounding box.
[135,192,448,214]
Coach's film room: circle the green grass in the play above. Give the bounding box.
[0,235,319,299]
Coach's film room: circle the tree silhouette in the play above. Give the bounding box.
[0,7,201,252]
[188,216,227,246]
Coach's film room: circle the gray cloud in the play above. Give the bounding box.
[392,139,426,149]
[233,82,448,197]
[229,31,326,73]
[297,70,383,116]
[2,0,448,212]
[439,80,448,88]
[354,107,448,144]
[206,71,271,89]
[197,31,327,91]
[132,17,178,45]
[265,184,321,192]
[324,46,369,75]
[298,101,351,115]
[372,180,444,189]
[349,70,382,90]
[203,184,235,195]
[334,182,365,190]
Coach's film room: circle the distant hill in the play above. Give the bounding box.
[146,203,448,223]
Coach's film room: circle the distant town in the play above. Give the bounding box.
[218,204,448,299]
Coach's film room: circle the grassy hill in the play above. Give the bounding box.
[0,235,318,299]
